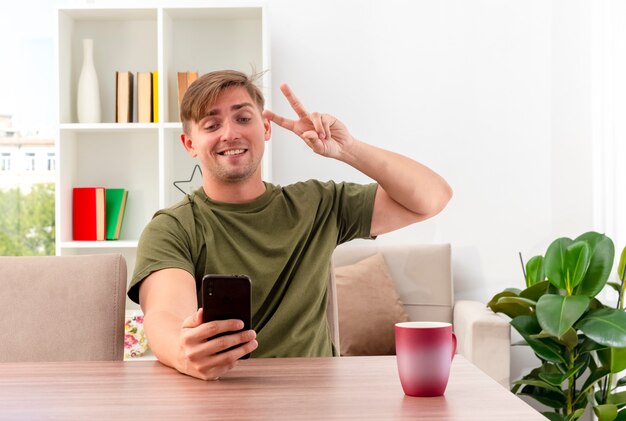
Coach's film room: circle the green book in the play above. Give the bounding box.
[105,189,128,240]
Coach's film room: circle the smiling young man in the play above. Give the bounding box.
[127,70,452,381]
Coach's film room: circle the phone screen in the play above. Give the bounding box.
[201,274,252,359]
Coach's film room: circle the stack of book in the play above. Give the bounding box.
[115,69,200,123]
[115,71,159,123]
[73,187,128,241]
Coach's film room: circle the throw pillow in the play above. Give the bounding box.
[335,252,410,356]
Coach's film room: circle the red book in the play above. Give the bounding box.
[73,187,106,241]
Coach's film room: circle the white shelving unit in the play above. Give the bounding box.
[55,4,270,309]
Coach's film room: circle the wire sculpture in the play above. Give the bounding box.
[173,164,203,196]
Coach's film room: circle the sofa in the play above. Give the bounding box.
[327,243,510,387]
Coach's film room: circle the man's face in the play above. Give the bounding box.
[183,86,270,183]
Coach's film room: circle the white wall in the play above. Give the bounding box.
[268,0,594,304]
[267,1,597,406]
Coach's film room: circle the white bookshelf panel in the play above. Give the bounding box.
[58,130,159,243]
[162,7,264,122]
[58,8,158,124]
[56,4,269,302]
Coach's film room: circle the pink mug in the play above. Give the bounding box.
[395,321,457,397]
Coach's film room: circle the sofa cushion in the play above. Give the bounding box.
[335,253,410,356]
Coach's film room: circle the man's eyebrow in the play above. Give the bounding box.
[232,102,255,111]
[206,102,254,116]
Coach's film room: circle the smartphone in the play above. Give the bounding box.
[201,274,252,359]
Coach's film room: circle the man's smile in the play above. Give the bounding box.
[218,148,247,156]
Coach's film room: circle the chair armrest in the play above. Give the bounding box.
[453,300,510,387]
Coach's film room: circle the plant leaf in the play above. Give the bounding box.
[488,291,533,319]
[536,294,590,338]
[615,409,626,421]
[488,290,517,311]
[511,316,566,363]
[578,309,626,347]
[579,337,607,354]
[575,232,615,297]
[545,237,573,290]
[611,348,626,373]
[568,408,586,421]
[578,367,610,401]
[490,302,534,319]
[591,298,607,311]
[519,385,566,409]
[571,353,591,379]
[512,378,562,393]
[538,372,567,387]
[497,296,537,307]
[608,282,623,293]
[594,405,618,421]
[511,315,542,336]
[543,412,567,421]
[566,241,591,290]
[618,246,626,283]
[520,280,551,301]
[533,328,579,349]
[560,328,580,349]
[598,347,626,374]
[608,391,626,405]
[539,359,587,387]
[526,255,545,288]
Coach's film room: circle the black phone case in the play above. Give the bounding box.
[201,274,252,359]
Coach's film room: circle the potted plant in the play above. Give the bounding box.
[488,231,626,421]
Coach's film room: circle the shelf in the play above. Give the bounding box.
[56,3,269,301]
[58,8,157,21]
[60,123,159,133]
[60,240,139,249]
[162,122,182,130]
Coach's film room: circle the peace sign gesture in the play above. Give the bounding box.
[263,84,354,159]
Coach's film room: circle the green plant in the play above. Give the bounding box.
[488,231,626,421]
[0,183,55,255]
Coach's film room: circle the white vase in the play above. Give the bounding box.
[76,38,101,123]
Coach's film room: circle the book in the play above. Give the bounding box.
[105,188,128,240]
[187,71,198,86]
[177,71,199,115]
[73,187,106,241]
[152,71,158,123]
[177,72,188,112]
[116,71,134,123]
[137,72,153,123]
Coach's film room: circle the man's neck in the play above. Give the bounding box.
[202,176,267,204]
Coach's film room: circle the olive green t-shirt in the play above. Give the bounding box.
[128,180,378,358]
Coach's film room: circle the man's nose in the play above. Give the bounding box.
[220,120,240,141]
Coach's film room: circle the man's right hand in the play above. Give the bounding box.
[138,268,258,382]
[177,308,258,380]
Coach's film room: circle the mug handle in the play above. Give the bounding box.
[451,332,457,361]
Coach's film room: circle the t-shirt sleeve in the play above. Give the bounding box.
[332,181,378,244]
[127,211,196,304]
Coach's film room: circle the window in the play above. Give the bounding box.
[47,152,55,171]
[1,153,10,171]
[0,2,58,256]
[24,152,35,171]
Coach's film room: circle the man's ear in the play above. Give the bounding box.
[264,117,272,141]
[180,133,197,157]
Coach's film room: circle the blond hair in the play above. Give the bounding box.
[180,70,265,133]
